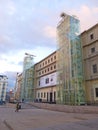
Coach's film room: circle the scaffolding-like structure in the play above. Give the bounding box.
[57,13,85,105]
[21,54,35,101]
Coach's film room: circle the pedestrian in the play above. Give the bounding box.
[15,102,20,112]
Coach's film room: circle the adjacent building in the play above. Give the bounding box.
[0,75,8,104]
[14,73,23,101]
[81,23,98,104]
[34,51,57,103]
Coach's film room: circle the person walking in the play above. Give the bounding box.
[15,102,20,112]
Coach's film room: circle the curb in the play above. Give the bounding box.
[30,102,98,114]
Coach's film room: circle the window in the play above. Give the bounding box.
[54,55,56,59]
[95,88,98,97]
[51,66,53,70]
[45,78,49,84]
[47,92,49,101]
[92,64,97,73]
[54,91,56,101]
[41,92,43,98]
[44,92,46,98]
[38,93,40,98]
[38,81,40,86]
[48,59,50,63]
[45,61,47,64]
[90,34,94,40]
[51,78,53,81]
[91,47,95,53]
[71,49,73,55]
[72,69,74,77]
[54,65,56,69]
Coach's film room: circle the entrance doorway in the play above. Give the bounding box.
[47,92,49,102]
[50,92,53,103]
[54,91,56,103]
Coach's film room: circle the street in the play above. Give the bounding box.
[0,103,98,130]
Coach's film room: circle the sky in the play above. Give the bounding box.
[0,0,98,90]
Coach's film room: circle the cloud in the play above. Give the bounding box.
[0,0,16,25]
[93,0,98,5]
[80,5,91,16]
[93,7,98,13]
[43,26,56,39]
[0,59,22,73]
[71,5,98,32]
[0,51,24,73]
[0,35,11,45]
[0,3,56,54]
[6,1,16,15]
[4,71,17,90]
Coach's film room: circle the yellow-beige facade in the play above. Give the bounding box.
[15,73,23,101]
[81,23,98,104]
[34,51,57,103]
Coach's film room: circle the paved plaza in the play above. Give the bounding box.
[0,103,98,130]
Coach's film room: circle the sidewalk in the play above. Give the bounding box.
[1,104,98,130]
[1,102,98,114]
[1,106,98,130]
[0,119,9,130]
[29,102,98,114]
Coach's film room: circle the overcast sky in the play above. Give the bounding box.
[0,0,98,90]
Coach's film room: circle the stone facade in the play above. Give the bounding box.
[34,51,57,103]
[81,24,98,104]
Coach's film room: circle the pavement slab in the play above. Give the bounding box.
[0,119,9,130]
